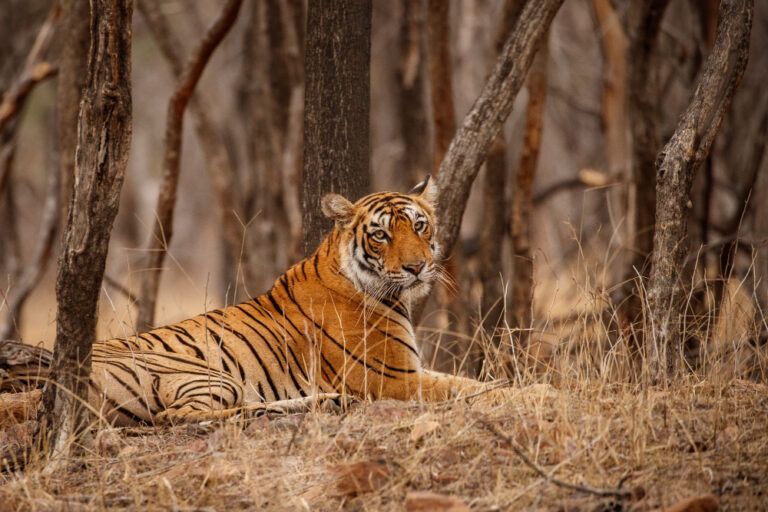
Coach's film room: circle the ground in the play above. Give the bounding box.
[1,377,766,511]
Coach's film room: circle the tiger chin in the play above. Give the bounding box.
[89,176,514,426]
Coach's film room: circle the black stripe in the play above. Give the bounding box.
[277,277,397,379]
[234,304,288,369]
[205,327,245,381]
[220,321,282,400]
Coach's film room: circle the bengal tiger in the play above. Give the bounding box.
[85,176,511,425]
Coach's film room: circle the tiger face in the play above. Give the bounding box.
[322,176,441,301]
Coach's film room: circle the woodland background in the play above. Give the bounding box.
[1,1,768,510]
[0,0,767,377]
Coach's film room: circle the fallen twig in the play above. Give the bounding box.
[480,417,632,498]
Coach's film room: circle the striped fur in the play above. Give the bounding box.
[89,178,500,425]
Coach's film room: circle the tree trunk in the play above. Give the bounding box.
[435,0,564,267]
[592,0,628,183]
[38,0,132,459]
[616,0,668,332]
[301,0,371,256]
[510,40,548,334]
[135,0,243,331]
[647,0,753,381]
[426,0,455,176]
[397,0,431,187]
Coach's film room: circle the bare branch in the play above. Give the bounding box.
[435,0,564,262]
[0,134,61,341]
[136,0,249,292]
[136,0,244,331]
[0,62,58,132]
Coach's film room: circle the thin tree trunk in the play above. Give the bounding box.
[0,5,61,340]
[277,0,305,265]
[426,0,455,175]
[616,0,668,332]
[475,0,526,374]
[397,0,431,187]
[435,0,564,266]
[301,0,371,256]
[647,0,753,381]
[136,0,250,299]
[136,0,243,331]
[38,0,133,460]
[510,40,548,334]
[592,0,628,182]
[0,129,60,341]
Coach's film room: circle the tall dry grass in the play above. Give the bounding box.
[1,249,767,511]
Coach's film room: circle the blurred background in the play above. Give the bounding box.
[1,0,766,377]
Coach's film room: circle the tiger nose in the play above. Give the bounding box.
[403,261,425,275]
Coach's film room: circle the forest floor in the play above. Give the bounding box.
[1,376,766,511]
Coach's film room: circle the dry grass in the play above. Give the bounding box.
[2,267,767,511]
[1,376,766,511]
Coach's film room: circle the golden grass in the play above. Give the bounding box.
[2,261,767,510]
[1,376,766,511]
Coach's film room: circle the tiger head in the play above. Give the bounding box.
[322,176,441,302]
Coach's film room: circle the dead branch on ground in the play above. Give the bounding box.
[481,418,632,498]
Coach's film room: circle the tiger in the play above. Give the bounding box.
[86,176,510,425]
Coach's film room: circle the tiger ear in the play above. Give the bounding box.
[409,174,438,205]
[321,193,355,228]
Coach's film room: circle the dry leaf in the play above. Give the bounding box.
[651,493,719,512]
[0,389,41,428]
[406,491,469,512]
[411,420,440,442]
[328,460,389,496]
[96,429,123,457]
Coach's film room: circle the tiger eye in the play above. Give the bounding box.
[372,229,387,241]
[414,221,426,233]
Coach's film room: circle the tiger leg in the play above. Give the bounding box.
[156,393,352,424]
[92,348,244,426]
[404,370,515,405]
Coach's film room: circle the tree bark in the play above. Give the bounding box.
[435,0,564,267]
[301,0,371,256]
[136,0,243,331]
[616,0,668,331]
[136,0,250,298]
[510,40,548,334]
[38,0,132,459]
[647,0,753,381]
